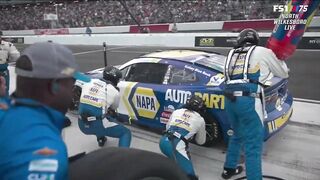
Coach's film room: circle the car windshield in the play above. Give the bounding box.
[195,54,226,72]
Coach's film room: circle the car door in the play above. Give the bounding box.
[117,62,169,127]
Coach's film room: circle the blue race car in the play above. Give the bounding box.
[77,49,293,146]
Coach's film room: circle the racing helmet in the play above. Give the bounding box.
[185,95,205,113]
[103,66,122,86]
[236,28,260,47]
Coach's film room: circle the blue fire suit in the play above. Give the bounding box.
[77,78,131,148]
[159,108,206,177]
[0,40,20,95]
[223,46,289,180]
[0,97,68,180]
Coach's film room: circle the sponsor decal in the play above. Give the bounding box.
[194,92,225,109]
[34,28,69,35]
[195,37,215,47]
[165,89,225,109]
[184,65,211,77]
[28,173,55,180]
[132,87,160,119]
[164,105,175,112]
[160,105,175,124]
[33,147,57,156]
[160,117,169,124]
[161,111,171,119]
[207,73,225,86]
[165,89,192,104]
[28,159,58,172]
[89,87,99,94]
[309,38,320,44]
[82,95,99,102]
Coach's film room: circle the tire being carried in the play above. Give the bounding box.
[69,147,188,180]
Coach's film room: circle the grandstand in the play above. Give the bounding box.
[0,0,301,30]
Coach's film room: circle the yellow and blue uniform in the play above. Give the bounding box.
[223,45,289,180]
[159,108,206,179]
[77,78,131,147]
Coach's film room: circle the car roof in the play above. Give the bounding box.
[121,50,226,72]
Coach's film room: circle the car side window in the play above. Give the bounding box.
[120,66,130,80]
[125,63,168,84]
[169,66,197,84]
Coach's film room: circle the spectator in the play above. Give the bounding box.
[85,26,92,36]
[0,0,289,30]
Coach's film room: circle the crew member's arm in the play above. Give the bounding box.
[261,48,289,79]
[194,116,206,145]
[9,125,68,179]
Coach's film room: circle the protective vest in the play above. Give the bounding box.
[224,45,256,85]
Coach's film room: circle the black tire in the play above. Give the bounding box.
[70,85,81,111]
[69,147,188,180]
[202,114,222,147]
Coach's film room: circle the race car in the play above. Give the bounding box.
[74,49,293,146]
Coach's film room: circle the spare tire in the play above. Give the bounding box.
[69,147,188,180]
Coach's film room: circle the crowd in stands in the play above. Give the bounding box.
[0,0,317,30]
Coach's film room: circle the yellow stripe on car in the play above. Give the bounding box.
[122,82,137,121]
[268,107,293,133]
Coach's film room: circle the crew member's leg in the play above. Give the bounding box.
[238,97,264,180]
[102,117,131,147]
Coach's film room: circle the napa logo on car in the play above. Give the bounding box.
[132,87,160,119]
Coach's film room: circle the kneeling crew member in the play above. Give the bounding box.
[159,95,206,180]
[78,66,131,147]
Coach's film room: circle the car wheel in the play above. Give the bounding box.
[69,147,188,180]
[203,115,222,147]
[70,85,81,111]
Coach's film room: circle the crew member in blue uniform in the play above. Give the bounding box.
[221,28,289,180]
[159,95,207,180]
[77,66,131,148]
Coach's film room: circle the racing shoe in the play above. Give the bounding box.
[221,166,243,179]
[97,137,107,147]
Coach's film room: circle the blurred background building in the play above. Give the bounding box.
[0,0,319,30]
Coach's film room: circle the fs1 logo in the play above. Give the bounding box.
[273,5,308,13]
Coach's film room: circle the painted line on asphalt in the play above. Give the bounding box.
[293,98,320,104]
[110,50,150,54]
[72,46,130,55]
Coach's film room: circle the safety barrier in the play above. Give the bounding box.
[5,32,320,49]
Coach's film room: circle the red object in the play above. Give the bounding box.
[266,0,320,61]
[129,24,169,33]
[34,28,69,35]
[222,20,275,31]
